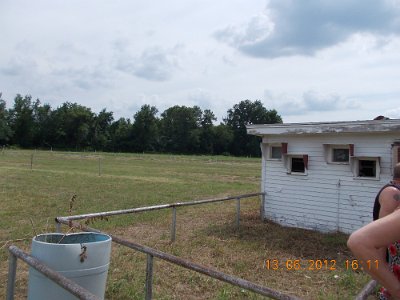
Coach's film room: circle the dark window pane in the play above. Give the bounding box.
[291,157,305,173]
[333,148,349,162]
[359,160,376,177]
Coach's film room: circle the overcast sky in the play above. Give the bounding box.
[1,0,400,123]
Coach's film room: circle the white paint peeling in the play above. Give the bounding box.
[247,119,400,137]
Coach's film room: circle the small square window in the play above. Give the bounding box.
[271,146,282,159]
[352,156,380,180]
[291,157,305,173]
[332,148,349,163]
[358,160,376,177]
[285,154,308,175]
[324,144,351,164]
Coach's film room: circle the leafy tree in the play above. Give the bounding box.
[3,93,285,156]
[108,117,133,152]
[0,94,13,145]
[8,94,37,147]
[224,100,282,156]
[92,108,114,150]
[33,103,54,148]
[52,102,94,149]
[212,124,233,155]
[199,109,217,154]
[132,105,159,152]
[159,105,202,153]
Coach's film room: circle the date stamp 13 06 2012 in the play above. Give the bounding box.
[264,259,379,271]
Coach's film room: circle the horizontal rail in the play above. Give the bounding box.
[7,245,100,300]
[58,220,301,300]
[355,279,378,300]
[56,192,264,223]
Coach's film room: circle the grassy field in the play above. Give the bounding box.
[0,149,372,299]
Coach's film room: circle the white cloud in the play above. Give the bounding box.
[1,57,37,77]
[187,88,214,109]
[386,107,400,119]
[264,89,361,116]
[214,13,274,48]
[215,0,400,58]
[115,45,183,81]
[1,0,400,124]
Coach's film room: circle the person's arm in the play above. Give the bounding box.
[379,187,400,218]
[377,187,400,262]
[348,209,400,299]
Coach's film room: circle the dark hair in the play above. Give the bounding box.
[394,163,400,180]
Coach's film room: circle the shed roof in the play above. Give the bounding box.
[246,119,400,136]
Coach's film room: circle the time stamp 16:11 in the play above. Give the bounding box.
[264,259,379,271]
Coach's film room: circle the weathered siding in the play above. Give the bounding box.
[261,133,398,234]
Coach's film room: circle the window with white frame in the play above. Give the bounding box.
[351,157,380,179]
[324,144,351,164]
[265,143,285,160]
[285,154,308,175]
[270,145,282,159]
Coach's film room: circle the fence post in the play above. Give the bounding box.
[55,221,61,233]
[145,254,154,300]
[236,198,240,228]
[98,158,101,176]
[30,153,34,170]
[171,206,177,242]
[6,251,17,300]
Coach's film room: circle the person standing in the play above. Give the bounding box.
[348,163,400,299]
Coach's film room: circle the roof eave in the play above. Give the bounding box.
[246,119,400,136]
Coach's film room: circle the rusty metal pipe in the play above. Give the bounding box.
[59,220,300,300]
[355,280,378,300]
[171,207,177,242]
[56,192,264,223]
[145,254,154,300]
[236,198,240,228]
[7,245,100,300]
[6,252,17,300]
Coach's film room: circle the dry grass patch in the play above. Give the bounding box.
[104,201,371,300]
[0,151,373,299]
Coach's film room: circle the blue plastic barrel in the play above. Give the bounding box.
[27,232,112,300]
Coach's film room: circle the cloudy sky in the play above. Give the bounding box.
[1,0,400,123]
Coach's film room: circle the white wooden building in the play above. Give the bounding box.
[247,119,400,234]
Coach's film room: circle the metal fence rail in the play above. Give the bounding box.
[7,190,372,299]
[57,219,301,300]
[54,192,303,299]
[7,245,100,300]
[355,280,378,300]
[56,192,266,242]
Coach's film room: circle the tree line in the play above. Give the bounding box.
[0,93,282,156]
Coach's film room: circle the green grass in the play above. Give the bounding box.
[0,150,258,239]
[0,149,372,299]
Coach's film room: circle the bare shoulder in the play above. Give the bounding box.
[380,186,400,202]
[379,186,400,218]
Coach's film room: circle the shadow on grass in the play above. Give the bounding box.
[202,211,353,262]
